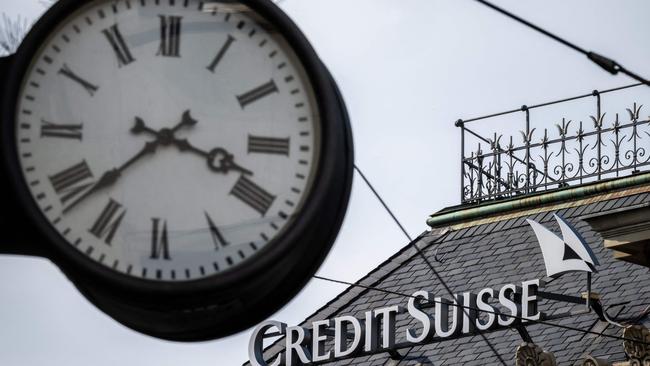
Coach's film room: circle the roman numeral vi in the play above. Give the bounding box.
[150,218,171,260]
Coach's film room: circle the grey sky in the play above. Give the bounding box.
[1,1,649,365]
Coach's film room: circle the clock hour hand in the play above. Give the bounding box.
[132,112,253,176]
[62,139,159,214]
[131,110,197,141]
[64,111,194,214]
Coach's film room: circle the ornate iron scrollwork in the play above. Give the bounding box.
[459,84,650,204]
[582,355,612,366]
[515,343,556,366]
[623,325,650,366]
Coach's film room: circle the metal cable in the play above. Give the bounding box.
[349,165,508,365]
[259,0,650,361]
[322,166,650,362]
[474,0,650,87]
[353,165,412,241]
[312,274,650,346]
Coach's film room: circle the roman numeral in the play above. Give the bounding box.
[204,212,229,250]
[41,119,83,140]
[236,79,278,109]
[230,176,275,216]
[49,160,94,204]
[207,34,235,72]
[89,199,126,245]
[102,23,135,67]
[248,135,290,156]
[157,15,182,57]
[58,64,99,96]
[150,218,171,260]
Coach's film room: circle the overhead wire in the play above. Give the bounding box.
[346,165,508,365]
[317,164,650,359]
[312,275,650,347]
[474,0,650,87]
[269,0,650,362]
[353,165,412,242]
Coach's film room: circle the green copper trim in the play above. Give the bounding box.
[427,172,650,228]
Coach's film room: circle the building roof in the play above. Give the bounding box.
[246,181,650,366]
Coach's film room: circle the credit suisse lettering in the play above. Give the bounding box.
[249,279,542,366]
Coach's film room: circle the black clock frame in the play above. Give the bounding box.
[0,0,353,340]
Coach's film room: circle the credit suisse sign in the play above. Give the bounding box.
[248,214,596,366]
[249,279,542,365]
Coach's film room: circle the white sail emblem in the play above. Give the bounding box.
[526,214,599,278]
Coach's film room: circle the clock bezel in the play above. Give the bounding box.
[1,0,353,300]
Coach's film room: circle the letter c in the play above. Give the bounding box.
[249,321,287,366]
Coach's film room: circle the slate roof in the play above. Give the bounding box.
[245,184,650,366]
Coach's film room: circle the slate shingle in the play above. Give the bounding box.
[244,191,650,366]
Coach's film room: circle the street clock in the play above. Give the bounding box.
[0,0,353,341]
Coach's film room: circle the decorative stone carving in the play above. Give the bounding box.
[515,343,557,366]
[623,325,650,366]
[582,355,612,366]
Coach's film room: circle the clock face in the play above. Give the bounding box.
[14,0,321,282]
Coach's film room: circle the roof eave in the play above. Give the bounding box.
[428,172,650,228]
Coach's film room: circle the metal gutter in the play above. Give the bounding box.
[427,172,650,228]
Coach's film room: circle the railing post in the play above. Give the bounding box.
[477,143,484,202]
[522,105,531,194]
[593,90,603,180]
[630,102,640,174]
[457,119,466,203]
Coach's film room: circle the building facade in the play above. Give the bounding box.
[246,86,650,365]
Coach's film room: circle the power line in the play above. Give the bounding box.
[312,274,650,346]
[331,166,650,362]
[350,165,508,365]
[353,165,412,241]
[474,0,650,87]
[266,1,650,361]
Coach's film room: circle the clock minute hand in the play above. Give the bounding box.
[131,113,253,176]
[172,140,252,176]
[207,148,253,176]
[62,139,159,214]
[170,139,252,176]
[65,112,193,214]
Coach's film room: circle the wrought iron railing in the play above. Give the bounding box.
[458,83,650,204]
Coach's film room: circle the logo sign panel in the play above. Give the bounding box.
[527,214,599,278]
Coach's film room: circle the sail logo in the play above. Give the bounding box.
[526,214,599,279]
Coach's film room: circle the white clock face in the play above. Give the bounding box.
[15,0,321,281]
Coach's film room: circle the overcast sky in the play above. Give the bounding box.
[1,1,650,365]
